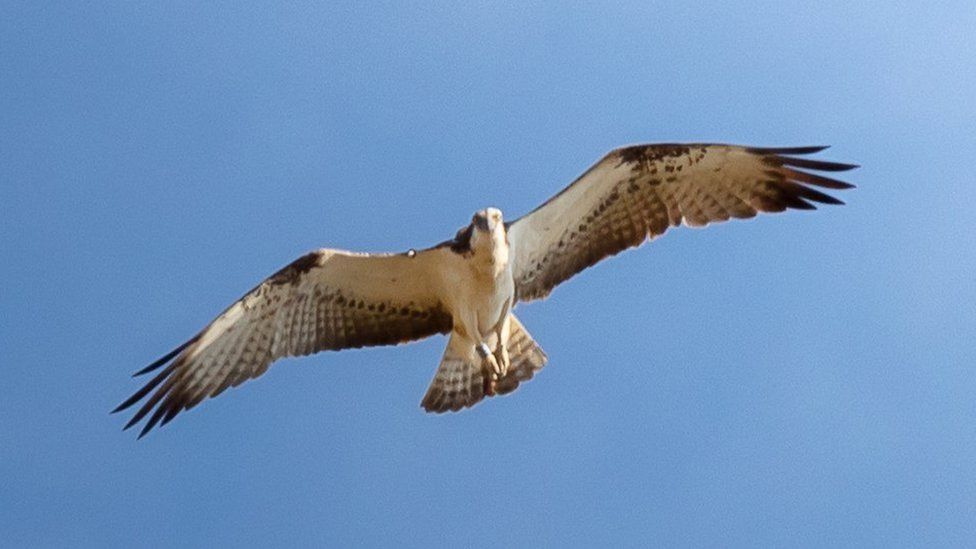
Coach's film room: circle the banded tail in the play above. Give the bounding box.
[421,314,548,412]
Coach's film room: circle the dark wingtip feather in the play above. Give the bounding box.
[118,368,180,437]
[138,405,170,438]
[777,156,859,172]
[159,398,185,427]
[112,364,175,414]
[132,363,163,378]
[125,391,166,434]
[803,189,845,205]
[749,145,830,155]
[123,413,141,431]
[781,168,856,190]
[119,336,198,435]
[133,336,198,377]
[784,182,847,206]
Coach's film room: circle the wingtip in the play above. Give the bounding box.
[825,161,859,171]
[135,417,158,439]
[749,145,830,155]
[777,156,860,172]
[160,404,182,427]
[133,352,175,378]
[796,145,831,154]
[133,336,199,377]
[132,364,160,378]
[112,395,142,416]
[122,416,154,439]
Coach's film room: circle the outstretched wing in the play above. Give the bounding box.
[114,247,454,437]
[507,144,856,301]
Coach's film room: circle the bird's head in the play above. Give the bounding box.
[468,207,508,256]
[468,207,508,268]
[448,207,508,258]
[471,207,503,234]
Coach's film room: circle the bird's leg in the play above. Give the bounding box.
[491,308,511,378]
[465,304,512,394]
[495,345,510,378]
[476,342,501,387]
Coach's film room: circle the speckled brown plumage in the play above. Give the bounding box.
[114,249,453,437]
[507,144,856,301]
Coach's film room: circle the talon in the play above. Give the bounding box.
[484,353,501,379]
[494,346,510,378]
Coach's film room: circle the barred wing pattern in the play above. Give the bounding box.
[507,144,856,301]
[114,248,453,437]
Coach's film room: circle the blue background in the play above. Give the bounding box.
[2,2,974,546]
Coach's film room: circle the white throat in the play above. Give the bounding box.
[472,229,510,279]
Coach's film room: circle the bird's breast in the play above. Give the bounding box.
[474,271,514,334]
[441,252,514,335]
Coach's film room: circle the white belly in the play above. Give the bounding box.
[441,255,514,340]
[474,273,514,333]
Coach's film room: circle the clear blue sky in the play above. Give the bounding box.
[2,2,974,547]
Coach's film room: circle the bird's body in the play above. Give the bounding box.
[412,207,527,407]
[116,143,857,437]
[439,208,514,344]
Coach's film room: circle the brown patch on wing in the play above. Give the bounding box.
[268,251,323,285]
[616,143,694,170]
[430,223,475,255]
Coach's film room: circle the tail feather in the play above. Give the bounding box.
[420,339,484,413]
[421,314,548,413]
[494,315,548,395]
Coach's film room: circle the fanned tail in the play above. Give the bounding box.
[421,334,484,413]
[421,314,548,413]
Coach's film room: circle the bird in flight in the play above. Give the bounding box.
[115,143,856,437]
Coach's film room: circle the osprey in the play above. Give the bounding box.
[115,143,856,437]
